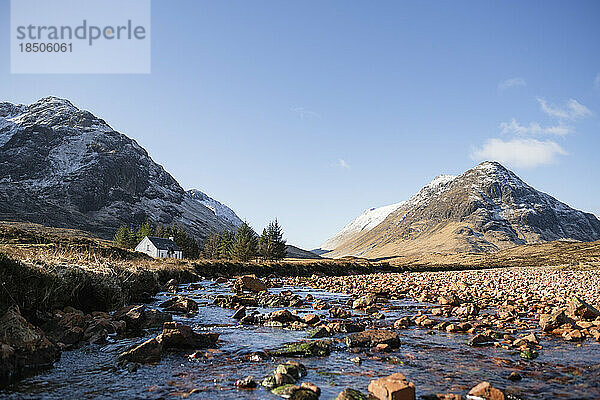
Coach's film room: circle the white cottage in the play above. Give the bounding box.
[135,236,183,259]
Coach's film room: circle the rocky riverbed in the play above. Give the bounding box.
[1,267,600,399]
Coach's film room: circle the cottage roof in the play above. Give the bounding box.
[146,236,181,251]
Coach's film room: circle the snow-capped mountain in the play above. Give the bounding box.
[319,202,407,251]
[187,189,243,228]
[323,161,600,258]
[0,96,241,240]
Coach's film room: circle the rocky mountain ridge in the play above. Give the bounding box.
[0,96,242,240]
[322,161,600,258]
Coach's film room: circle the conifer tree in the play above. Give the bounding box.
[259,219,287,260]
[203,233,220,259]
[113,225,130,248]
[231,222,258,262]
[218,230,235,259]
[136,220,152,243]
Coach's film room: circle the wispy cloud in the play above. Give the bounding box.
[498,77,526,91]
[537,98,592,120]
[336,159,350,170]
[471,138,567,168]
[290,106,321,120]
[499,118,572,136]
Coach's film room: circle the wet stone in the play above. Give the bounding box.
[336,388,368,400]
[467,382,505,400]
[346,330,400,349]
[269,340,331,357]
[159,322,219,350]
[159,296,199,314]
[368,372,415,400]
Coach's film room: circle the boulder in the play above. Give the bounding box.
[268,340,331,357]
[353,294,377,309]
[0,306,60,381]
[468,333,494,347]
[438,294,460,307]
[393,317,412,329]
[235,275,268,293]
[568,297,600,320]
[269,310,298,324]
[275,361,307,380]
[336,388,368,400]
[327,321,365,334]
[159,297,199,314]
[467,382,505,400]
[302,314,321,325]
[453,303,479,317]
[43,312,86,346]
[142,308,172,329]
[539,310,572,332]
[232,307,246,320]
[368,373,415,400]
[301,382,321,396]
[346,330,400,349]
[329,307,352,319]
[113,305,146,332]
[563,329,583,342]
[290,389,320,400]
[235,375,257,389]
[271,384,301,397]
[159,322,219,349]
[308,327,331,339]
[118,337,162,363]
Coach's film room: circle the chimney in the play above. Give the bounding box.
[169,236,174,242]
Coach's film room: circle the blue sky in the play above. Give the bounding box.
[1,1,599,249]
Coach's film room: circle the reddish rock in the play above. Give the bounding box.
[539,310,571,332]
[568,297,600,320]
[329,307,352,319]
[563,329,583,342]
[393,317,412,329]
[346,330,400,349]
[301,382,321,396]
[269,309,298,323]
[159,297,199,314]
[235,275,268,293]
[368,373,415,400]
[0,306,60,381]
[159,322,219,349]
[467,382,504,400]
[118,337,162,363]
[302,314,320,325]
[438,294,460,307]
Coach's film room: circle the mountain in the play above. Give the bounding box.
[0,96,242,240]
[322,161,600,259]
[285,245,323,260]
[187,189,243,228]
[318,201,407,252]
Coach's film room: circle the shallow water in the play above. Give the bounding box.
[2,280,600,399]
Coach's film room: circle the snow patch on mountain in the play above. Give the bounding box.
[187,189,243,228]
[407,174,457,207]
[320,201,407,251]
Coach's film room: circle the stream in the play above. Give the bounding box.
[2,279,600,399]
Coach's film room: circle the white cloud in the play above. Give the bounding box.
[498,77,526,91]
[537,98,592,120]
[290,106,321,120]
[336,159,350,169]
[471,138,567,168]
[499,118,572,136]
